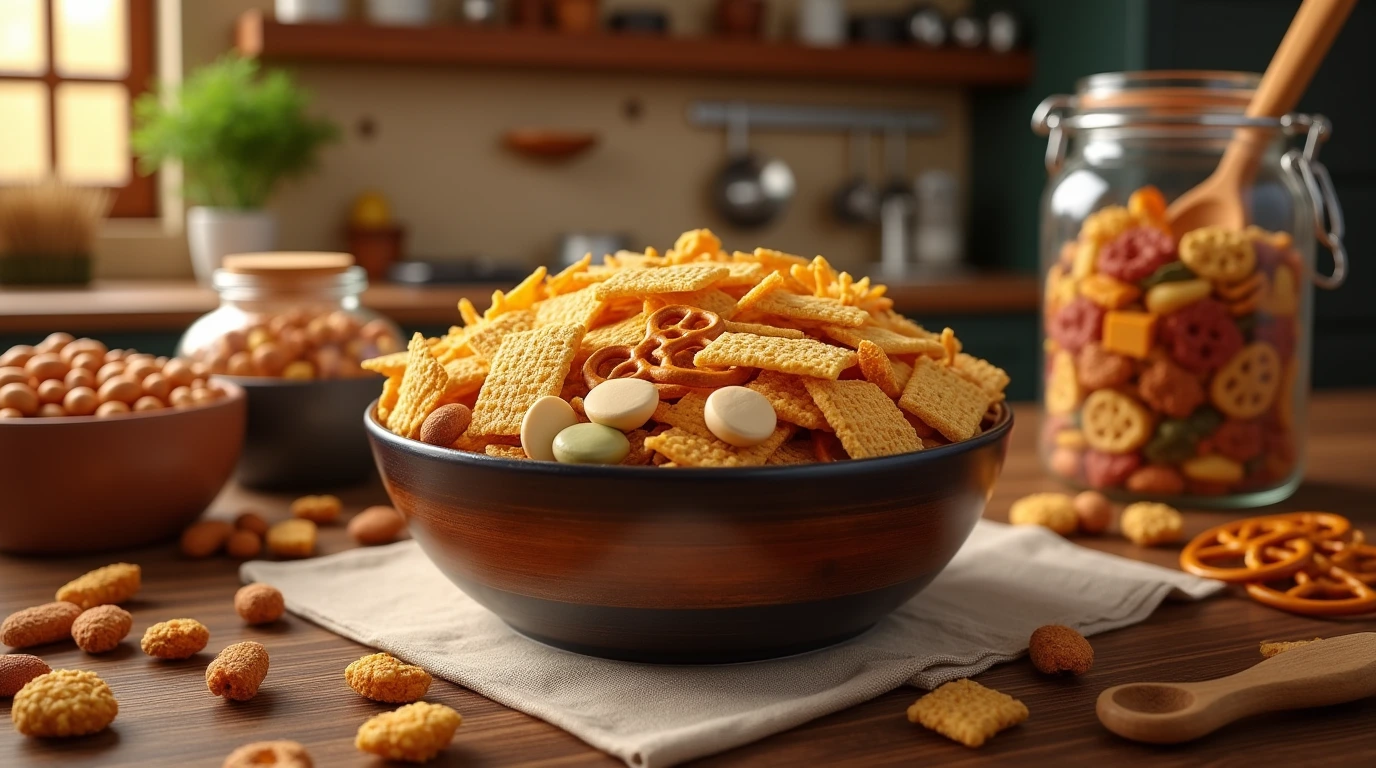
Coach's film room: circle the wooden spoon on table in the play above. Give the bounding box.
[1167,0,1356,236]
[1097,632,1376,744]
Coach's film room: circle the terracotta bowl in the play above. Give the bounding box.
[0,382,246,556]
[224,375,383,491]
[367,404,1013,663]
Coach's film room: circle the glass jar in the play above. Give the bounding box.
[1031,71,1348,508]
[178,253,403,380]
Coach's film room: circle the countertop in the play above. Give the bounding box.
[0,274,1040,334]
[2,392,1375,767]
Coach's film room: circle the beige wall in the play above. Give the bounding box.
[100,0,972,277]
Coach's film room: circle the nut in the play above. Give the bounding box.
[234,510,270,537]
[0,654,51,697]
[181,520,235,558]
[348,506,406,546]
[266,519,317,559]
[206,641,270,701]
[55,562,141,609]
[11,669,119,737]
[225,530,263,559]
[290,495,342,524]
[419,404,472,447]
[1008,493,1078,535]
[1120,502,1184,546]
[71,605,133,654]
[1072,491,1114,535]
[1028,624,1094,675]
[2,602,83,649]
[1125,464,1185,496]
[141,618,210,659]
[223,740,313,768]
[355,701,461,763]
[345,652,432,703]
[235,584,285,626]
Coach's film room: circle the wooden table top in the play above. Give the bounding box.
[3,392,1375,767]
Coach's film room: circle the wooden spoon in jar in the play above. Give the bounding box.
[1097,632,1376,744]
[1166,0,1356,237]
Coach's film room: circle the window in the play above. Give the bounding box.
[0,0,155,217]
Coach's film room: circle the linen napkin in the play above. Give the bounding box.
[242,521,1221,768]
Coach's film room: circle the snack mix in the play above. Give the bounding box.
[0,334,229,418]
[184,308,400,380]
[1043,187,1301,498]
[369,229,1009,466]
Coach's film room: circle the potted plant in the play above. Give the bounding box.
[133,56,339,283]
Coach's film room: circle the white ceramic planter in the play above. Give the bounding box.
[798,0,847,48]
[276,0,347,23]
[366,0,434,26]
[186,207,277,285]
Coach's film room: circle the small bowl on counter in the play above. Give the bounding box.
[0,381,246,555]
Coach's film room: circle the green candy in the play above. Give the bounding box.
[552,423,631,465]
[1144,420,1197,465]
[1140,261,1197,290]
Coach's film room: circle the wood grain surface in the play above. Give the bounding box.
[3,392,1375,767]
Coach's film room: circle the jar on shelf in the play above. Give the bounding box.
[178,253,402,380]
[1031,71,1347,508]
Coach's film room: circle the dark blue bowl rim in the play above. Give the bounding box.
[364,398,1014,481]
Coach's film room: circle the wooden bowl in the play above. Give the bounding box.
[224,375,383,492]
[0,383,246,555]
[367,404,1013,663]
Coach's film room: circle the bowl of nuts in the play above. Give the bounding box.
[0,334,246,555]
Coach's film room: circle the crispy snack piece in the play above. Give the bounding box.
[0,654,50,697]
[377,374,402,423]
[235,584,286,625]
[55,563,141,609]
[345,652,433,703]
[11,669,118,737]
[644,423,794,467]
[765,439,814,465]
[1120,502,1184,546]
[695,333,857,380]
[898,357,991,442]
[2,602,83,649]
[361,351,408,377]
[952,353,1010,401]
[580,313,648,359]
[484,444,528,459]
[822,324,945,356]
[593,264,729,301]
[468,323,584,437]
[387,334,454,439]
[441,356,488,399]
[1009,493,1078,536]
[1259,638,1321,658]
[535,289,606,329]
[206,641,270,701]
[1028,624,1094,675]
[141,618,210,659]
[857,340,904,398]
[747,370,830,430]
[906,678,1028,748]
[749,290,869,328]
[222,741,313,768]
[650,288,739,319]
[266,519,317,559]
[716,261,766,287]
[466,310,537,361]
[722,320,805,339]
[71,605,133,654]
[355,701,462,763]
[804,379,920,459]
[291,494,341,524]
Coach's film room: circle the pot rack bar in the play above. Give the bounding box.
[687,101,943,134]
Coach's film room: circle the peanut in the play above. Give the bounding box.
[234,510,270,537]
[348,506,406,546]
[71,605,133,654]
[206,641,270,701]
[0,654,51,697]
[235,584,285,625]
[1028,624,1094,675]
[225,530,263,559]
[1072,491,1114,535]
[2,602,82,649]
[181,520,235,558]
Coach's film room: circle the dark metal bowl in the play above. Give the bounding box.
[367,403,1013,664]
[225,376,384,491]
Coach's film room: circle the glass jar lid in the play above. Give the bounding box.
[213,252,368,301]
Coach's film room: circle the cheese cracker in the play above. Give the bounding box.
[722,320,805,339]
[804,379,920,459]
[386,333,454,439]
[536,287,606,329]
[644,422,793,467]
[823,324,946,356]
[906,679,1028,748]
[750,291,869,328]
[468,323,584,436]
[898,357,991,442]
[746,370,829,430]
[695,333,857,380]
[593,264,729,301]
[466,310,537,361]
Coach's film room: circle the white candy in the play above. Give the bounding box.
[584,378,659,431]
[704,386,777,448]
[520,395,580,461]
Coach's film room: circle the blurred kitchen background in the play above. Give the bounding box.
[0,0,1372,399]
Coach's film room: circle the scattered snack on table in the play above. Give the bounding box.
[2,602,83,649]
[366,230,1009,466]
[0,338,229,418]
[345,652,433,703]
[181,520,235,559]
[267,519,318,559]
[1260,638,1322,658]
[0,654,51,697]
[141,618,210,659]
[235,584,286,625]
[10,669,118,737]
[355,701,461,763]
[226,529,263,559]
[1120,502,1184,546]
[906,678,1028,749]
[348,505,407,546]
[222,740,313,768]
[71,605,133,654]
[1008,493,1078,536]
[290,494,342,524]
[234,510,270,537]
[1028,624,1094,675]
[1043,190,1301,500]
[206,641,270,701]
[1072,491,1114,535]
[55,562,141,609]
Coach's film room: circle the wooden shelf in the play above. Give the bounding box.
[234,10,1032,87]
[0,274,1038,334]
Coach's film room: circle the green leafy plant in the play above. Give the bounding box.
[133,56,339,209]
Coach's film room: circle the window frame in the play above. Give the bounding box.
[0,0,156,218]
